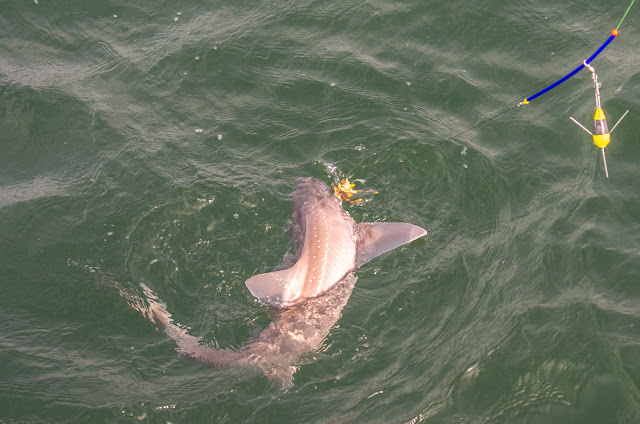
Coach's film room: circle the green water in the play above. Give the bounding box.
[2,0,640,422]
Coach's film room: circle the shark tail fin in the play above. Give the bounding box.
[355,222,427,267]
[245,266,299,308]
[140,283,242,367]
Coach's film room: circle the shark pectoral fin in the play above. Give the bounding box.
[245,267,298,308]
[356,222,427,266]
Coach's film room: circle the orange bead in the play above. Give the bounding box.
[612,29,618,36]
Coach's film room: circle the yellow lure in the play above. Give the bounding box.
[592,107,610,149]
[569,61,629,178]
[333,179,377,204]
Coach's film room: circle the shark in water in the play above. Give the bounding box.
[144,177,426,384]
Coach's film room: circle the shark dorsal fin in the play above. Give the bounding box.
[355,222,427,267]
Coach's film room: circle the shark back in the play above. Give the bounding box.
[246,179,357,307]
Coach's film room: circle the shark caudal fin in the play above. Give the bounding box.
[355,222,427,266]
[245,266,300,308]
[140,283,243,367]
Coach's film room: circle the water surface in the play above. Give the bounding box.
[1,0,640,422]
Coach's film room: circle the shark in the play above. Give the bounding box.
[144,177,426,384]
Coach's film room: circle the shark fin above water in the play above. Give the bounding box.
[245,265,301,307]
[355,222,427,267]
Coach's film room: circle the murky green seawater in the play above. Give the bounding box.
[2,0,640,422]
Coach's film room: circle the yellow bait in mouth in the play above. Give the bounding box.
[333,179,377,204]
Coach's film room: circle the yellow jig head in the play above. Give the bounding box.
[333,179,377,204]
[569,61,629,178]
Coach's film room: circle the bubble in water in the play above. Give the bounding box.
[34,0,38,4]
[355,144,365,151]
[113,14,118,19]
[177,12,182,16]
[322,161,337,174]
[406,82,411,86]
[461,147,467,155]
[233,213,239,219]
[330,82,336,87]
[195,56,200,60]
[463,164,468,169]
[194,128,203,133]
[217,134,223,140]
[174,16,179,22]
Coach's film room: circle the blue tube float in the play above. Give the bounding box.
[520,30,618,106]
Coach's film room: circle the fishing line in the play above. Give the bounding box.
[617,0,636,29]
[361,0,636,184]
[366,100,521,182]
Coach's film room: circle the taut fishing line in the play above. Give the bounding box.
[365,100,521,182]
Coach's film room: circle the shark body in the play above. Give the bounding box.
[145,178,426,383]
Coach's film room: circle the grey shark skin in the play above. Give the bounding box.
[145,275,358,385]
[146,178,426,384]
